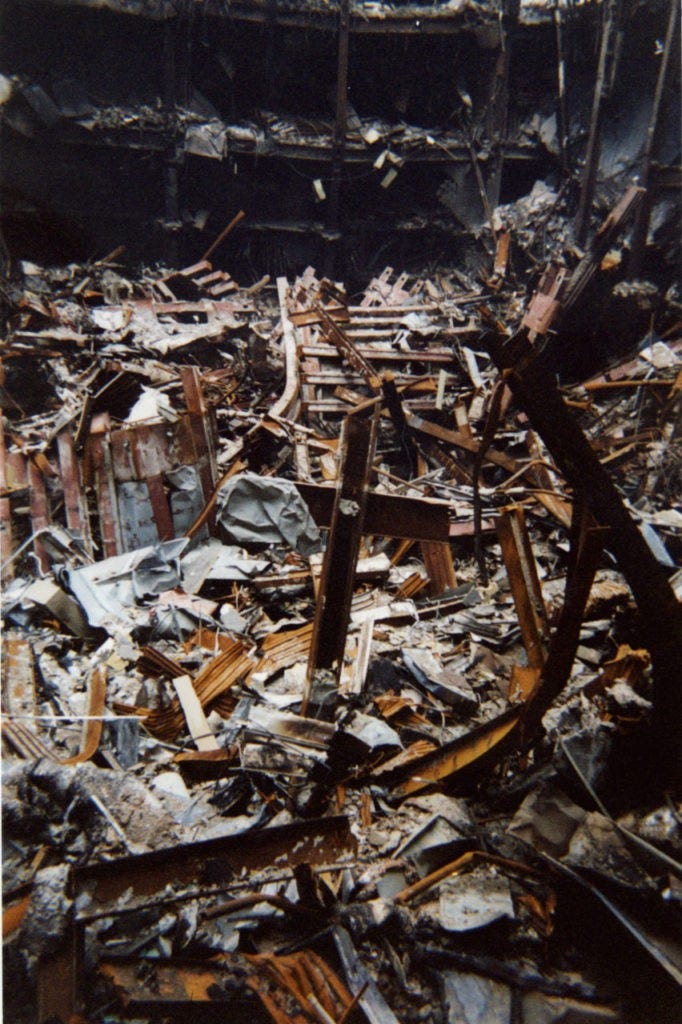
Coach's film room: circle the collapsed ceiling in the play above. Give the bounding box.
[0,0,679,283]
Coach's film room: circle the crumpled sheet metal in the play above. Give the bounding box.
[216,472,322,555]
[67,538,189,629]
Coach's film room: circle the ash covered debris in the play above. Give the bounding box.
[2,195,681,1024]
[1,2,682,1024]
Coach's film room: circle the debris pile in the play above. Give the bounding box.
[2,192,682,1024]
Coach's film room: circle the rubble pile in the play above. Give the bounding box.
[1,185,681,1024]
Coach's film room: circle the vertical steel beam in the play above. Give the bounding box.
[325,0,350,275]
[88,414,123,558]
[574,0,621,244]
[521,502,605,741]
[28,457,50,573]
[483,196,682,784]
[304,411,378,713]
[488,0,520,210]
[497,505,549,669]
[56,429,93,556]
[0,416,14,579]
[629,0,678,275]
[181,366,218,501]
[554,1,569,174]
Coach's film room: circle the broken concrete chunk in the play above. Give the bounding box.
[565,812,657,892]
[20,864,73,969]
[23,578,91,637]
[508,785,587,858]
[435,868,515,933]
[397,814,472,878]
[341,710,402,752]
[440,971,512,1024]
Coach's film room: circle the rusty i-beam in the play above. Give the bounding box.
[303,410,379,715]
[483,189,682,788]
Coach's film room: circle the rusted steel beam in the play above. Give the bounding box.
[304,413,378,710]
[301,342,456,363]
[0,416,14,578]
[290,307,350,327]
[521,264,568,342]
[496,505,548,669]
[389,706,522,798]
[521,502,605,741]
[382,373,418,474]
[423,437,472,485]
[115,423,171,481]
[36,911,82,1021]
[314,305,382,389]
[88,414,122,557]
[181,366,218,501]
[488,229,511,289]
[60,665,107,766]
[56,429,93,555]
[296,485,427,538]
[199,209,245,264]
[416,453,457,597]
[420,541,457,597]
[387,505,606,796]
[145,474,174,541]
[554,2,569,173]
[406,412,518,473]
[295,481,490,543]
[27,457,50,573]
[562,187,644,315]
[4,449,28,491]
[74,816,356,912]
[98,960,250,1016]
[325,0,351,275]
[98,947,354,1022]
[487,0,520,211]
[43,817,356,1020]
[524,431,572,528]
[125,424,175,542]
[484,194,682,786]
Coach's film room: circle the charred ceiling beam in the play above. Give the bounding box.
[199,0,585,35]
